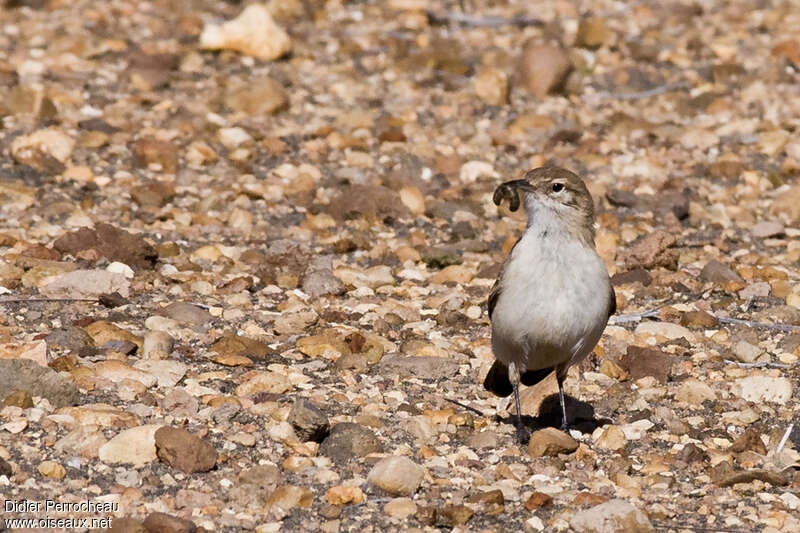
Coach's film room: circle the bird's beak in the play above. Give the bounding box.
[500,179,533,191]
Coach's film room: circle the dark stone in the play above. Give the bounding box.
[619,346,672,384]
[611,269,652,286]
[699,260,743,283]
[730,428,767,455]
[319,423,383,463]
[287,398,330,442]
[159,302,212,325]
[0,359,80,408]
[327,184,410,223]
[99,292,130,308]
[154,427,218,474]
[53,223,157,270]
[142,512,196,533]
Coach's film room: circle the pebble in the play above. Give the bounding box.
[236,371,292,396]
[132,360,187,388]
[53,223,157,270]
[287,398,330,442]
[384,497,418,519]
[155,427,218,474]
[325,485,365,505]
[320,423,383,464]
[634,321,695,343]
[266,485,313,512]
[675,378,717,405]
[368,456,425,495]
[732,376,792,405]
[41,269,130,298]
[570,499,654,533]
[0,359,80,408]
[527,427,579,457]
[159,302,213,325]
[378,356,460,380]
[334,265,395,289]
[619,346,672,383]
[225,76,288,115]
[699,260,743,283]
[10,128,74,173]
[518,42,571,97]
[474,66,509,105]
[732,340,762,363]
[751,220,785,238]
[142,512,196,533]
[200,4,291,61]
[93,361,158,388]
[142,331,174,359]
[594,425,627,451]
[57,404,140,428]
[37,460,66,479]
[98,424,161,467]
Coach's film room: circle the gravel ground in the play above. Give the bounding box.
[1,1,799,532]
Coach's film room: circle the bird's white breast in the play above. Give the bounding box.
[491,211,611,371]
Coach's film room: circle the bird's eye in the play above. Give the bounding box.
[552,182,564,193]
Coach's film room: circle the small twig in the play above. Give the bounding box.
[608,307,662,324]
[587,82,689,102]
[716,316,800,333]
[426,10,543,28]
[444,397,487,417]
[0,297,98,303]
[652,523,752,533]
[777,423,794,453]
[723,359,793,369]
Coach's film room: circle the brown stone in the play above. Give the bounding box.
[729,427,767,455]
[53,223,157,270]
[619,230,678,270]
[154,427,218,473]
[680,310,719,328]
[524,491,553,510]
[133,138,178,173]
[527,427,579,457]
[518,42,571,97]
[620,346,673,384]
[141,512,196,533]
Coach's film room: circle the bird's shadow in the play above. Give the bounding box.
[496,393,611,435]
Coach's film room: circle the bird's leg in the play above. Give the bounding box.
[508,361,528,444]
[557,373,569,431]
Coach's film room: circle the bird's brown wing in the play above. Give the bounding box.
[487,237,521,320]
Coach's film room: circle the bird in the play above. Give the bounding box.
[484,166,616,443]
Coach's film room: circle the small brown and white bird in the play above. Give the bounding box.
[485,167,615,442]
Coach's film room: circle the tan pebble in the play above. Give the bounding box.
[325,485,365,505]
[399,186,426,215]
[38,460,66,479]
[384,497,417,519]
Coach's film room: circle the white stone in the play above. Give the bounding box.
[200,4,291,61]
[459,160,498,183]
[732,376,792,405]
[106,262,134,279]
[98,425,161,467]
[570,499,654,533]
[368,456,424,495]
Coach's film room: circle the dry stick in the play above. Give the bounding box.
[722,359,793,369]
[444,397,487,417]
[776,423,794,453]
[610,306,800,333]
[652,523,751,533]
[0,297,98,303]
[587,82,689,102]
[426,10,544,27]
[716,316,800,333]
